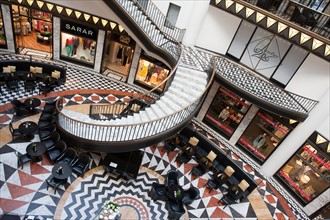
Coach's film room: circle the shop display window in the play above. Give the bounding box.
[237,110,297,164]
[11,5,52,52]
[0,8,7,48]
[135,58,169,91]
[276,132,330,206]
[203,86,251,139]
[61,32,96,66]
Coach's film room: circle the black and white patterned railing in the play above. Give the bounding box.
[116,0,185,42]
[216,56,318,115]
[179,47,215,72]
[113,0,182,62]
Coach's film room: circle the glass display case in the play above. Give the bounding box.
[203,86,251,139]
[237,110,298,164]
[276,132,330,206]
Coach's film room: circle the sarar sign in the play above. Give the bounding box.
[61,19,98,40]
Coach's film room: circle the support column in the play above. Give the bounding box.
[260,88,330,177]
[196,81,220,121]
[1,4,15,52]
[52,17,60,60]
[127,44,142,85]
[181,1,209,46]
[229,105,259,146]
[93,30,105,73]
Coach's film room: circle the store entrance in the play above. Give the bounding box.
[12,5,52,56]
[102,32,135,81]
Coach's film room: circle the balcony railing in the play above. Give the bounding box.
[243,0,330,39]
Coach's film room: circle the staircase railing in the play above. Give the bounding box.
[119,0,186,42]
[56,55,216,141]
[89,103,127,120]
[113,0,182,61]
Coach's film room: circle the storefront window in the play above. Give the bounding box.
[102,32,135,80]
[237,110,297,164]
[276,132,330,206]
[203,86,251,139]
[0,7,7,48]
[60,20,98,67]
[11,5,52,53]
[135,56,170,91]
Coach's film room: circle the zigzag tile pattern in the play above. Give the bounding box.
[62,170,166,219]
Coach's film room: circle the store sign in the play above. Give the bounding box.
[251,37,279,62]
[61,20,98,40]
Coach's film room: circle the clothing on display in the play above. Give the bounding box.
[117,46,123,59]
[145,64,155,82]
[62,32,96,65]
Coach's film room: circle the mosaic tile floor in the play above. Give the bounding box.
[0,52,305,219]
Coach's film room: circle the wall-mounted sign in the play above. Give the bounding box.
[61,19,98,40]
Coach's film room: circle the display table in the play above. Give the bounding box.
[52,162,72,180]
[95,200,121,220]
[24,98,41,112]
[19,121,38,140]
[103,151,143,180]
[166,184,184,201]
[26,142,46,162]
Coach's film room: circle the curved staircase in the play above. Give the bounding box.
[56,0,318,152]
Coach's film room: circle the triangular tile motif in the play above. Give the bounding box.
[0,198,29,213]
[6,182,36,199]
[229,202,251,217]
[18,170,43,186]
[210,207,232,218]
[30,163,51,175]
[206,196,221,208]
[1,163,17,182]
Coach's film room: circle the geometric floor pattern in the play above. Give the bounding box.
[0,51,305,219]
[61,169,165,220]
[0,138,295,219]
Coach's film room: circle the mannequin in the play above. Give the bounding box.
[145,63,155,82]
[218,106,230,122]
[117,45,123,63]
[71,37,79,56]
[65,38,73,57]
[253,133,267,149]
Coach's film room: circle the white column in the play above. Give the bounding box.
[260,88,330,177]
[52,17,60,60]
[181,1,210,46]
[127,44,142,85]
[229,105,259,146]
[94,30,105,73]
[1,4,15,52]
[196,81,220,121]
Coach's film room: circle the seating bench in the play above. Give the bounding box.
[0,60,66,85]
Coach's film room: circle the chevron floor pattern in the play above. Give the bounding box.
[60,169,168,220]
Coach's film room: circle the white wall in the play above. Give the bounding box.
[317,113,330,140]
[285,53,330,101]
[152,0,195,29]
[195,7,241,54]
